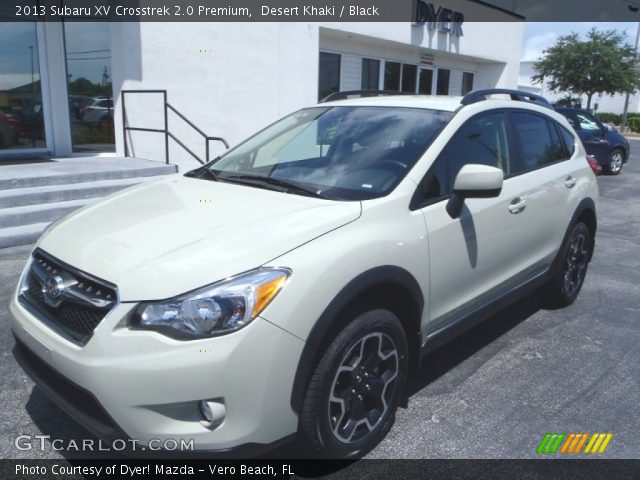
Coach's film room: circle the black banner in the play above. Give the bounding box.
[2,0,640,22]
[1,460,640,480]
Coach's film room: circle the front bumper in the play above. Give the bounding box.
[10,294,304,452]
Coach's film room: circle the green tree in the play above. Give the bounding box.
[533,28,640,109]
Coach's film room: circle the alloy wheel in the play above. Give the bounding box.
[563,232,588,297]
[328,332,399,444]
[609,151,623,174]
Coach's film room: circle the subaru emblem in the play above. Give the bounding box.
[43,274,65,306]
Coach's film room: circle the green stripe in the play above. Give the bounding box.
[537,433,552,454]
[548,433,566,453]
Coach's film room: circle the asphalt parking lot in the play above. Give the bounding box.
[1,146,639,462]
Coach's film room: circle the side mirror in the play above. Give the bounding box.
[446,164,504,219]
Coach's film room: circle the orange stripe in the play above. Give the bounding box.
[567,434,582,453]
[560,433,576,453]
[574,433,589,453]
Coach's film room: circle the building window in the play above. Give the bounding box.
[419,69,433,94]
[462,72,474,95]
[319,52,341,101]
[384,61,401,91]
[436,69,450,95]
[401,64,417,93]
[0,23,47,153]
[64,22,114,152]
[361,58,380,90]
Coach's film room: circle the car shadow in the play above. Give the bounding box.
[405,292,541,399]
[23,386,119,459]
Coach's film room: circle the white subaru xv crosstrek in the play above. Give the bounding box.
[11,89,598,458]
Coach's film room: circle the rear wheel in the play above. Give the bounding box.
[605,149,624,175]
[299,309,408,458]
[539,222,592,308]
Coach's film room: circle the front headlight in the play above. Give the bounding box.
[130,268,291,339]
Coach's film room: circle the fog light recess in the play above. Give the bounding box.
[199,399,226,428]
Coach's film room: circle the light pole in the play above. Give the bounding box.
[621,3,640,131]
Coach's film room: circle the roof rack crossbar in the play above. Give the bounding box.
[461,89,551,108]
[320,90,411,103]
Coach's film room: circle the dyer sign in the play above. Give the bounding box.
[413,1,464,37]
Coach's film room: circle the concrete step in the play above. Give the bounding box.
[0,198,92,228]
[0,222,50,249]
[0,176,157,208]
[0,157,177,190]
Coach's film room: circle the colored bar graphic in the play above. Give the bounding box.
[537,433,565,454]
[560,433,576,453]
[584,433,614,454]
[539,432,613,455]
[574,433,589,453]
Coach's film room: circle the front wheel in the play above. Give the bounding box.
[605,149,624,175]
[299,309,409,458]
[539,222,592,308]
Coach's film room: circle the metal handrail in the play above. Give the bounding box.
[122,89,229,165]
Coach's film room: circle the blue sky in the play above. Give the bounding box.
[522,22,639,61]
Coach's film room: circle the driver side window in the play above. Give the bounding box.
[423,112,511,201]
[575,112,601,133]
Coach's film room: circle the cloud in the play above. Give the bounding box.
[521,32,559,61]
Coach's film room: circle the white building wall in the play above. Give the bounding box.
[112,23,319,170]
[110,21,524,170]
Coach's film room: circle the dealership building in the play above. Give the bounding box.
[0,3,524,169]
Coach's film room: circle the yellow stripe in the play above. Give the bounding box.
[574,433,589,453]
[598,433,613,453]
[590,433,606,454]
[584,433,599,453]
[560,433,576,453]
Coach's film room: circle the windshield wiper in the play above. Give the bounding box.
[185,165,218,182]
[220,174,332,199]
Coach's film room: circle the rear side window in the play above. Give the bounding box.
[510,112,567,173]
[557,124,576,157]
[424,111,510,201]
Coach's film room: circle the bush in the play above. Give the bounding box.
[596,112,621,124]
[628,117,640,132]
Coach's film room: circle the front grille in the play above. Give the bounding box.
[18,250,118,346]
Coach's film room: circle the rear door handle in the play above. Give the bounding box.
[565,176,577,189]
[508,197,527,214]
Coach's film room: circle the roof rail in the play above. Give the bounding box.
[461,89,551,108]
[320,90,409,103]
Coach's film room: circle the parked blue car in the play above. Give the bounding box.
[555,107,630,175]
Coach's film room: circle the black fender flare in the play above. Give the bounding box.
[554,197,597,267]
[289,265,424,414]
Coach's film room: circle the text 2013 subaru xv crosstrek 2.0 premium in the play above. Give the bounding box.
[11,89,598,458]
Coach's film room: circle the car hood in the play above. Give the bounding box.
[37,175,362,301]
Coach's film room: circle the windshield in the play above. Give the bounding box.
[199,106,453,200]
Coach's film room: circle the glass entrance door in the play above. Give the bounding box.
[63,22,114,152]
[0,22,47,154]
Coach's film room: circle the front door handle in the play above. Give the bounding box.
[508,197,527,214]
[565,176,577,189]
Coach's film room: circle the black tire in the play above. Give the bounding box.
[299,309,409,458]
[539,222,592,308]
[605,148,624,175]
